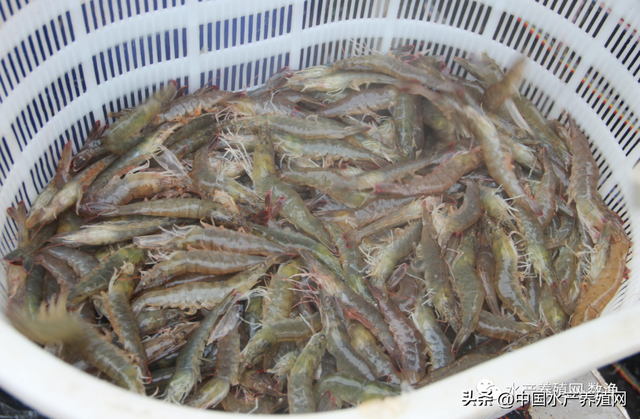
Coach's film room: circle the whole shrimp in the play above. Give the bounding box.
[571,224,630,327]
[90,198,248,231]
[322,294,376,381]
[411,300,455,369]
[348,322,402,384]
[157,87,234,123]
[374,148,483,196]
[567,116,607,242]
[288,332,327,414]
[449,229,485,352]
[416,207,460,331]
[475,310,535,342]
[367,221,422,288]
[488,221,537,322]
[164,291,238,403]
[67,247,147,306]
[137,250,265,291]
[317,86,399,117]
[302,250,403,372]
[313,372,400,407]
[104,81,177,155]
[368,284,426,384]
[133,259,273,314]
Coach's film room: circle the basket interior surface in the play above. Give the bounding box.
[0,0,639,417]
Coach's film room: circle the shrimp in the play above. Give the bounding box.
[374,148,484,196]
[317,197,415,232]
[532,148,557,228]
[67,247,147,306]
[104,81,177,154]
[438,180,482,249]
[336,153,445,192]
[478,184,518,231]
[313,372,400,407]
[393,92,417,159]
[164,291,238,403]
[187,312,242,409]
[8,294,144,394]
[89,123,183,196]
[91,198,248,231]
[157,88,233,123]
[35,251,79,293]
[553,227,581,315]
[481,56,526,112]
[40,246,99,277]
[567,116,607,242]
[133,259,272,314]
[571,225,630,327]
[350,323,402,384]
[241,313,323,368]
[389,265,419,312]
[475,310,535,341]
[334,54,451,92]
[411,301,455,369]
[262,259,303,324]
[22,265,47,319]
[317,86,399,117]
[476,222,501,316]
[288,332,327,414]
[90,171,190,207]
[239,115,369,140]
[272,130,385,165]
[303,250,403,371]
[137,250,264,292]
[539,283,568,334]
[3,221,57,273]
[56,209,82,234]
[324,221,374,304]
[417,208,460,331]
[514,203,557,287]
[366,221,422,288]
[251,224,344,278]
[29,141,74,218]
[279,167,372,209]
[449,229,485,352]
[50,217,181,247]
[71,121,109,171]
[143,323,199,364]
[25,155,117,230]
[343,197,426,248]
[286,71,398,93]
[138,225,284,256]
[102,264,150,380]
[322,294,376,381]
[368,284,426,384]
[136,309,188,337]
[489,221,537,322]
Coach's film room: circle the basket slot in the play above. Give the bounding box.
[81,0,187,34]
[0,12,76,104]
[395,0,490,35]
[302,0,390,29]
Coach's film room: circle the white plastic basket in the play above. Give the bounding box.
[1,0,640,417]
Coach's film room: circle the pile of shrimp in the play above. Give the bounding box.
[3,46,631,413]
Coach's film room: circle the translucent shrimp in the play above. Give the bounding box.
[438,180,482,250]
[157,88,233,123]
[449,229,485,352]
[313,372,400,407]
[288,332,327,414]
[135,255,270,307]
[411,301,455,369]
[164,291,238,403]
[366,221,422,288]
[475,310,535,342]
[104,81,177,154]
[67,247,148,306]
[374,148,484,196]
[138,250,264,290]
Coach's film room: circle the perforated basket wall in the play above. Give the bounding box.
[0,0,640,418]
